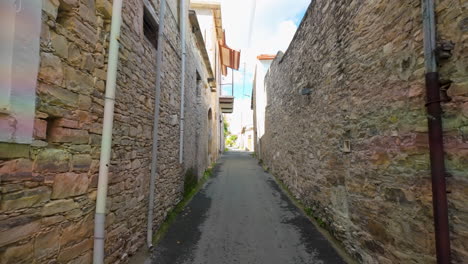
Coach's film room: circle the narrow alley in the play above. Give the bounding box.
[150,151,347,264]
[1,0,467,263]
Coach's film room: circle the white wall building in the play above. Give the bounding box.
[252,54,275,158]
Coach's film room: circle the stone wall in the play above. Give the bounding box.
[262,0,467,263]
[0,0,220,263]
[182,19,221,178]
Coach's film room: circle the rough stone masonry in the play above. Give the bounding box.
[0,0,221,263]
[261,0,467,263]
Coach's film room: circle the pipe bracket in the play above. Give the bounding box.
[425,99,442,106]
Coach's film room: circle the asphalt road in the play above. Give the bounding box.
[150,151,347,264]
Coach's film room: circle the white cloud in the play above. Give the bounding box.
[222,0,310,61]
[219,0,310,100]
[254,20,297,55]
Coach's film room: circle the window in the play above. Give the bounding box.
[0,0,41,143]
[143,3,159,50]
[196,71,201,97]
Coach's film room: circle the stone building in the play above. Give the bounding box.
[258,0,467,263]
[0,0,233,263]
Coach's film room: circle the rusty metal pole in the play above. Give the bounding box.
[425,73,451,264]
[422,0,451,263]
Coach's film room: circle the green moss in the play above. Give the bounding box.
[271,175,356,263]
[0,143,30,159]
[183,168,198,197]
[272,177,332,231]
[153,164,216,245]
[388,115,399,123]
[304,207,327,228]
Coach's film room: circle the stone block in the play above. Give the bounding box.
[96,0,112,18]
[131,159,141,170]
[0,143,30,159]
[58,239,92,263]
[79,0,97,25]
[34,119,48,140]
[65,208,83,219]
[0,221,40,247]
[64,66,94,94]
[70,144,92,153]
[1,187,51,211]
[0,158,33,182]
[36,102,70,119]
[62,17,98,45]
[72,154,92,172]
[60,214,93,246]
[53,118,79,129]
[89,123,103,134]
[35,149,70,173]
[42,0,60,19]
[69,251,92,264]
[94,68,107,80]
[78,95,92,110]
[48,127,89,144]
[58,0,79,10]
[0,215,38,232]
[94,54,105,68]
[34,228,60,259]
[0,183,22,194]
[51,33,69,58]
[68,43,82,65]
[38,53,63,85]
[383,187,409,204]
[38,83,79,108]
[41,215,65,226]
[41,21,51,44]
[90,134,102,146]
[129,126,138,137]
[51,172,89,199]
[31,140,48,147]
[76,110,93,127]
[96,80,105,92]
[448,81,468,96]
[81,53,96,72]
[0,241,34,264]
[41,199,78,216]
[460,17,468,32]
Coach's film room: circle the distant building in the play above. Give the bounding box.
[251,54,276,158]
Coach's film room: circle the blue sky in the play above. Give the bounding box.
[221,0,311,100]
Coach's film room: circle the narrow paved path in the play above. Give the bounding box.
[151,151,347,264]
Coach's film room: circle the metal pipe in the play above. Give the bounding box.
[179,0,187,164]
[93,0,123,263]
[147,0,167,248]
[421,0,451,263]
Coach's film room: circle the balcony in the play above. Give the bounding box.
[219,96,234,113]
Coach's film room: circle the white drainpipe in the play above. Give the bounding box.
[93,0,123,263]
[178,0,187,164]
[147,0,167,248]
